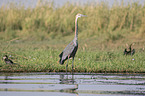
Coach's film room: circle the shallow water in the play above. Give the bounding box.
[0,73,145,96]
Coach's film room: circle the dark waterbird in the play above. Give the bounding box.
[59,13,87,73]
[3,55,14,64]
[124,43,135,56]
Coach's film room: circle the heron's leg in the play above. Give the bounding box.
[66,59,68,73]
[71,74,74,84]
[66,56,69,74]
[72,57,74,74]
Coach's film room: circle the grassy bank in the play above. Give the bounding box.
[0,1,145,73]
[0,37,145,73]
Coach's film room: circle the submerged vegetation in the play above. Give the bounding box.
[0,1,145,73]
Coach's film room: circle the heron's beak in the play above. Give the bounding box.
[82,15,87,17]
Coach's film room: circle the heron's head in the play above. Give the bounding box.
[76,13,87,19]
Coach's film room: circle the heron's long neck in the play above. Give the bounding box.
[75,17,78,41]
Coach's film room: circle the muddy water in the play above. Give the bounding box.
[0,73,145,96]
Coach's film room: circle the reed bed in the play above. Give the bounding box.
[0,1,145,40]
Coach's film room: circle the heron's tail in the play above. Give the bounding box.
[59,59,64,65]
[59,52,64,65]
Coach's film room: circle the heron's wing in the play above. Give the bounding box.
[59,40,77,59]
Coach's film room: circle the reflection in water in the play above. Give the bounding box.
[59,74,75,84]
[5,76,8,80]
[59,74,78,94]
[4,76,9,84]
[4,76,8,91]
[0,73,145,96]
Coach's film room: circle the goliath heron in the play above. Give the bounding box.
[59,13,86,73]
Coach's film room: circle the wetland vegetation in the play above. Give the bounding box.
[0,1,145,73]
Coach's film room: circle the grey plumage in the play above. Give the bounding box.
[59,13,86,73]
[59,39,78,65]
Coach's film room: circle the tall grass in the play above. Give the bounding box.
[0,1,145,41]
